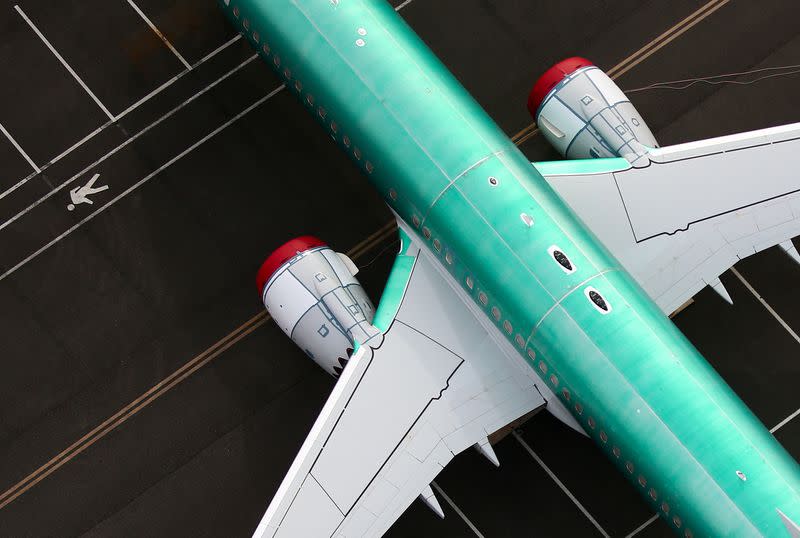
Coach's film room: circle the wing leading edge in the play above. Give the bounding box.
[254,222,553,537]
[536,122,800,314]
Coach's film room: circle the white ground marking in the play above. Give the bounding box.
[512,431,611,538]
[0,85,284,283]
[0,121,40,173]
[730,267,800,346]
[125,0,192,70]
[430,481,484,538]
[0,34,243,202]
[624,513,660,537]
[0,54,260,231]
[772,407,800,433]
[394,0,418,10]
[14,5,114,121]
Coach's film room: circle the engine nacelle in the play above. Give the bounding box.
[527,57,658,166]
[257,236,378,377]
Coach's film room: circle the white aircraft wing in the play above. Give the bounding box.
[253,221,561,538]
[537,122,800,314]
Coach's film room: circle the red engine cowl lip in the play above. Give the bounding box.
[256,235,327,294]
[527,57,594,119]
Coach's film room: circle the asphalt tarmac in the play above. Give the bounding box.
[1,1,799,537]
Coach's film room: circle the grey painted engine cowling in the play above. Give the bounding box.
[257,236,377,377]
[528,57,658,167]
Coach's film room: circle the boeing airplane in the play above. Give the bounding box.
[220,1,800,536]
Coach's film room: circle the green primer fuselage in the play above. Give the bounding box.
[220,1,800,535]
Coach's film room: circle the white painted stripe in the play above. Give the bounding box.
[771,407,800,433]
[0,34,244,201]
[394,0,417,10]
[0,85,284,283]
[513,431,611,538]
[0,122,40,173]
[730,267,800,346]
[624,513,659,538]
[126,0,192,70]
[15,5,114,121]
[0,54,261,227]
[430,481,484,538]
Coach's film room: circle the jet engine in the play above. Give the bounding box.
[256,236,379,377]
[527,57,658,166]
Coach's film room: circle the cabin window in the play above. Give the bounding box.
[661,502,670,514]
[549,374,559,387]
[538,360,547,374]
[515,334,525,347]
[588,417,596,429]
[612,446,621,458]
[465,275,474,289]
[478,291,488,305]
[562,388,570,401]
[365,161,374,173]
[318,106,326,118]
[306,94,314,106]
[252,31,260,43]
[295,80,302,92]
[503,320,512,334]
[262,43,270,54]
[684,530,693,538]
[354,147,362,160]
[343,135,351,147]
[638,475,647,487]
[599,431,608,443]
[649,488,658,500]
[575,402,583,414]
[355,38,366,47]
[445,251,453,264]
[357,27,367,36]
[491,306,501,321]
[488,176,499,186]
[673,516,682,528]
[412,215,421,228]
[233,6,240,18]
[273,55,281,67]
[388,189,397,201]
[625,461,634,474]
[243,18,250,30]
[520,212,534,227]
[330,121,338,133]
[433,239,441,252]
[527,348,536,361]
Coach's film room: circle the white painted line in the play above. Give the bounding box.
[0,34,245,201]
[771,407,800,433]
[0,84,283,283]
[0,122,40,173]
[430,481,484,538]
[15,5,115,121]
[126,0,192,70]
[512,431,610,538]
[394,0,418,11]
[730,267,800,346]
[0,54,261,229]
[624,513,659,538]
